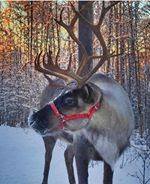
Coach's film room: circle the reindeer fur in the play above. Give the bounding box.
[29,73,135,184]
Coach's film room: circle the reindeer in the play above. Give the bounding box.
[28,2,135,184]
[40,76,103,184]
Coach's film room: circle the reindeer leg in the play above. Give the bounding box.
[103,161,113,184]
[64,145,76,184]
[42,137,56,184]
[75,137,89,184]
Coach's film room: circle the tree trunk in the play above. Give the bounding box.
[78,1,93,76]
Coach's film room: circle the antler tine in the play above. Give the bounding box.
[34,51,65,88]
[60,7,65,22]
[55,16,87,58]
[70,2,92,28]
[105,2,120,12]
[34,51,72,82]
[34,50,83,84]
[98,1,120,27]
[70,3,78,28]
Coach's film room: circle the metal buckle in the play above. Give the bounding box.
[59,114,64,121]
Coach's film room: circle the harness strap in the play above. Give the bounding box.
[50,101,101,129]
[50,103,66,129]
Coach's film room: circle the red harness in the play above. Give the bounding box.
[50,102,101,129]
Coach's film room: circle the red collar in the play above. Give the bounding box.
[49,101,101,129]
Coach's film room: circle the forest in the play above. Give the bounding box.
[0,1,150,184]
[0,1,149,132]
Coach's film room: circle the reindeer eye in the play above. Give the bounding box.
[64,97,77,107]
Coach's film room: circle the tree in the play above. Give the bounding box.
[78,1,93,75]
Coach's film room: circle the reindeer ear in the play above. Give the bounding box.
[82,83,94,103]
[83,84,90,97]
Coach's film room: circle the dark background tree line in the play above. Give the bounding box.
[0,1,149,136]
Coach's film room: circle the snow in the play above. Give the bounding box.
[0,126,149,184]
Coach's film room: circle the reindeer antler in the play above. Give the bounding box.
[34,49,82,83]
[34,1,119,87]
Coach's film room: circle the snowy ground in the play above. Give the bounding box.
[0,125,149,184]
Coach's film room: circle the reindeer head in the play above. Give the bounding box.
[28,2,119,135]
[28,82,102,134]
